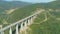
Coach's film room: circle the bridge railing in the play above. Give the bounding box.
[0,10,45,34]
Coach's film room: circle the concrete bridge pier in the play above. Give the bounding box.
[28,19,31,26]
[24,20,27,29]
[24,20,28,34]
[0,25,4,34]
[20,22,24,31]
[16,24,19,34]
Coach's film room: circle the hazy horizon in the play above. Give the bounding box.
[4,0,55,3]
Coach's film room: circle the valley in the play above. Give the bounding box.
[0,0,60,34]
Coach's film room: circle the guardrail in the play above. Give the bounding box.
[0,10,45,34]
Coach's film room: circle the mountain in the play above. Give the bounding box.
[0,1,31,10]
[1,0,60,26]
[26,0,60,34]
[28,9,60,34]
[0,4,39,25]
[30,0,60,9]
[0,1,31,25]
[39,0,60,9]
[0,1,31,14]
[0,0,60,34]
[47,0,60,9]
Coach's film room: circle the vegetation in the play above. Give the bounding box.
[0,0,60,34]
[0,1,31,10]
[0,3,41,26]
[0,1,31,25]
[28,9,60,34]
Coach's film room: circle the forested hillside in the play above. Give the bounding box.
[0,0,60,27]
[0,3,39,26]
[0,1,31,26]
[0,1,31,10]
[27,0,60,34]
[0,0,60,34]
[0,1,31,15]
[40,0,60,9]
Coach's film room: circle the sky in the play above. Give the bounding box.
[5,0,55,3]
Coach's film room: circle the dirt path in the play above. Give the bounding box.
[56,18,60,20]
[32,13,48,25]
[5,8,18,14]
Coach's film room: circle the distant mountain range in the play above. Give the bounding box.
[0,1,31,12]
[0,1,32,15]
[38,0,60,9]
[0,0,60,11]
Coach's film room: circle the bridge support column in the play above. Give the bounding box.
[28,17,33,25]
[28,19,31,26]
[16,24,19,34]
[0,25,4,34]
[24,21,27,34]
[24,21,27,28]
[20,22,24,31]
[9,27,12,34]
[30,17,33,24]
